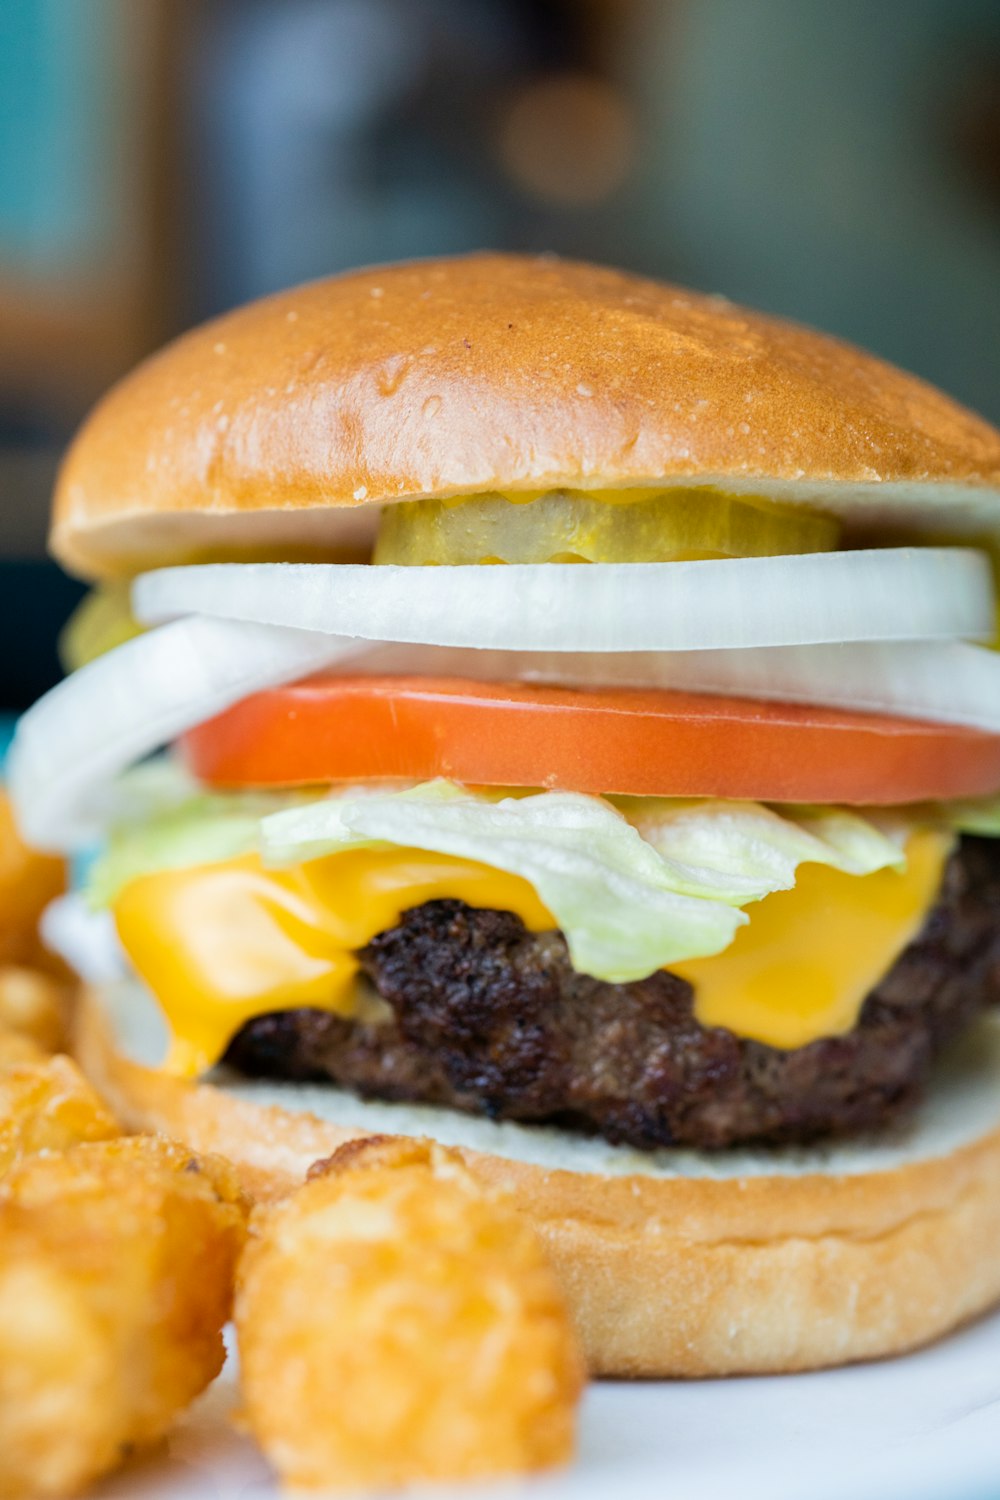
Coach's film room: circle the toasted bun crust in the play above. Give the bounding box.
[53,254,1000,579]
[76,987,1000,1377]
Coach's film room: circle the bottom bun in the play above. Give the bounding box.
[75,981,1000,1378]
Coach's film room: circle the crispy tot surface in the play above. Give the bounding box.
[237,1135,585,1492]
[0,1137,248,1499]
[0,1030,48,1072]
[0,795,66,973]
[0,1056,118,1175]
[0,967,69,1053]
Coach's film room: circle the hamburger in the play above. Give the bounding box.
[10,253,1000,1377]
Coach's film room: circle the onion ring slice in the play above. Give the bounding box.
[133,550,995,653]
[8,617,362,851]
[330,640,1000,734]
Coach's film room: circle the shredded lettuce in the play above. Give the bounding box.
[943,797,1000,837]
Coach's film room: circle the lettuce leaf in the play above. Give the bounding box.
[87,769,936,986]
[259,781,748,980]
[617,798,906,903]
[87,761,317,908]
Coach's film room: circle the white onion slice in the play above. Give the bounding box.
[308,639,1000,734]
[8,616,364,852]
[11,619,1000,860]
[133,549,994,653]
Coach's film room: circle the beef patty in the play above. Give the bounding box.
[224,836,1000,1150]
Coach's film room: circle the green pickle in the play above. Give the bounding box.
[375,488,840,566]
[59,582,144,671]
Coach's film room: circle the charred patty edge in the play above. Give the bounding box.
[224,836,1000,1151]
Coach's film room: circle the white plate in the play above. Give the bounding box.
[93,1312,1000,1500]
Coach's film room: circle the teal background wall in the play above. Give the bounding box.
[0,0,124,277]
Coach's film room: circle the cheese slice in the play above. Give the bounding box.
[113,849,552,1077]
[673,830,952,1049]
[113,832,952,1077]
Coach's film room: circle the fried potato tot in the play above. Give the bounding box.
[0,1030,48,1072]
[236,1135,585,1492]
[0,967,69,1053]
[0,795,66,974]
[0,1137,249,1499]
[0,1055,119,1175]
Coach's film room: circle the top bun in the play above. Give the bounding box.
[52,253,1000,579]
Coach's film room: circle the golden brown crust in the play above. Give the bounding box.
[237,1136,583,1489]
[75,990,1000,1377]
[52,254,1000,579]
[0,1137,247,1499]
[0,1054,119,1173]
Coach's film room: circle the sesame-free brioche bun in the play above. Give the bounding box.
[76,982,1000,1378]
[53,255,1000,580]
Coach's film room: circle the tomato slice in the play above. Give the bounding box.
[181,676,1000,804]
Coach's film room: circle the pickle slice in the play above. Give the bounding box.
[374,489,840,566]
[59,582,144,671]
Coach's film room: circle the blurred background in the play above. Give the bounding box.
[2,0,1000,708]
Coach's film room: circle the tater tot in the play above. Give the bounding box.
[0,967,68,1053]
[0,1029,48,1073]
[0,795,66,974]
[0,1137,248,1499]
[236,1135,585,1492]
[0,1055,119,1175]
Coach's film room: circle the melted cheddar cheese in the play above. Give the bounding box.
[113,832,952,1077]
[673,830,951,1049]
[113,849,553,1076]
